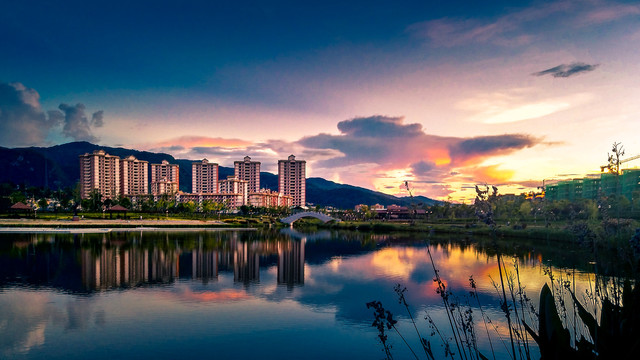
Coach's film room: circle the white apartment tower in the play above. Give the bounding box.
[192,159,218,193]
[278,154,306,207]
[234,156,261,193]
[219,176,249,206]
[79,150,120,199]
[120,155,149,196]
[151,160,179,195]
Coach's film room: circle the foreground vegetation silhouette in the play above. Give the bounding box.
[366,183,640,359]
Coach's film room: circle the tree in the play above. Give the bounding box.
[118,196,132,209]
[605,142,625,175]
[88,189,103,212]
[202,200,218,217]
[184,201,196,214]
[9,191,25,204]
[603,142,626,231]
[37,198,49,211]
[584,199,599,220]
[518,201,532,220]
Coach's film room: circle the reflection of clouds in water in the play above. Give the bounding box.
[370,248,420,280]
[0,291,105,357]
[248,244,564,329]
[20,323,46,353]
[0,292,55,355]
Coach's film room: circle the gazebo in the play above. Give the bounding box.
[108,204,130,219]
[10,202,34,218]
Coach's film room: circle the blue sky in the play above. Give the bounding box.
[2,0,640,201]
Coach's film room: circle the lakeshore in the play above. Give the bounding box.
[0,218,249,232]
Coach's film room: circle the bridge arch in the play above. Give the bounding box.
[280,211,339,225]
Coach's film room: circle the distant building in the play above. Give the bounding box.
[544,170,640,201]
[234,156,261,193]
[79,150,120,199]
[192,159,218,194]
[120,155,149,196]
[278,154,306,207]
[151,180,179,196]
[219,176,249,206]
[151,160,179,195]
[248,189,293,208]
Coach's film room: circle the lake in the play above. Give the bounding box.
[0,228,611,359]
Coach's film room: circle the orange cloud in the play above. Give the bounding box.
[466,164,516,184]
[174,289,250,303]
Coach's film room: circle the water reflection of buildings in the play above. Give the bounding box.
[234,240,261,285]
[81,247,179,290]
[77,237,306,291]
[278,238,305,288]
[1,232,309,293]
[180,250,218,283]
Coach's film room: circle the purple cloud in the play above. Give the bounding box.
[532,62,599,78]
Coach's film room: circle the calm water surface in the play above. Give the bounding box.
[0,229,604,359]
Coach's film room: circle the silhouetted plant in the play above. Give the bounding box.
[630,228,640,257]
[521,270,640,360]
[366,300,412,360]
[394,284,435,360]
[475,185,497,228]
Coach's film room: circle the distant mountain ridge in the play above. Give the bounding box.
[0,141,438,209]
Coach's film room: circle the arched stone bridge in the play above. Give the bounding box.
[280,211,340,225]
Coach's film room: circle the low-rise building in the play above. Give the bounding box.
[219,176,249,206]
[249,189,293,208]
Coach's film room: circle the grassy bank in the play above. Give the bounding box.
[311,218,639,248]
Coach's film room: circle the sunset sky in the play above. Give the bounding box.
[2,0,640,202]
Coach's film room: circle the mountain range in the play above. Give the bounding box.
[0,141,438,209]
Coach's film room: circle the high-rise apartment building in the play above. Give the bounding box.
[234,156,261,193]
[79,150,120,199]
[151,160,179,195]
[120,155,149,196]
[192,159,218,193]
[278,154,306,207]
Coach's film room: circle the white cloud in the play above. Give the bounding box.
[459,90,594,124]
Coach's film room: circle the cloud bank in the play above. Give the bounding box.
[298,116,542,196]
[0,82,105,147]
[0,82,61,147]
[59,103,104,142]
[142,115,545,199]
[300,115,540,168]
